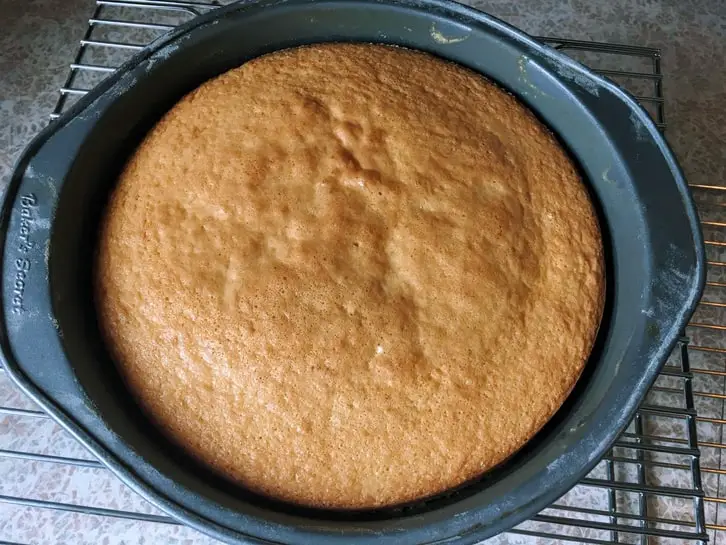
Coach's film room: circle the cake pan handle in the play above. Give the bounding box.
[0,109,100,392]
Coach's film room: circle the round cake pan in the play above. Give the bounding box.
[0,0,704,543]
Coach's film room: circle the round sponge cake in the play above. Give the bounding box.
[95,43,604,509]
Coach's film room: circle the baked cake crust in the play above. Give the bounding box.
[95,43,605,509]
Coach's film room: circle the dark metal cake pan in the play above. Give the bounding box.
[0,0,704,543]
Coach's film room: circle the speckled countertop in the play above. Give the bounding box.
[1,1,725,544]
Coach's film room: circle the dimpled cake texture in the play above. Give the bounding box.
[95,43,605,509]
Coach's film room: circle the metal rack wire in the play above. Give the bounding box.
[0,1,719,544]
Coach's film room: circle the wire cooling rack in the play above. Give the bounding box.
[0,1,722,544]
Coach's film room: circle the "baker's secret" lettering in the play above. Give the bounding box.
[13,193,37,314]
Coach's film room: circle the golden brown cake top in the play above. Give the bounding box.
[95,43,604,509]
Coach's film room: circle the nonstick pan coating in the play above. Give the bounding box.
[0,0,704,543]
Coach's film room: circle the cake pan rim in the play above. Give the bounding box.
[0,0,705,543]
